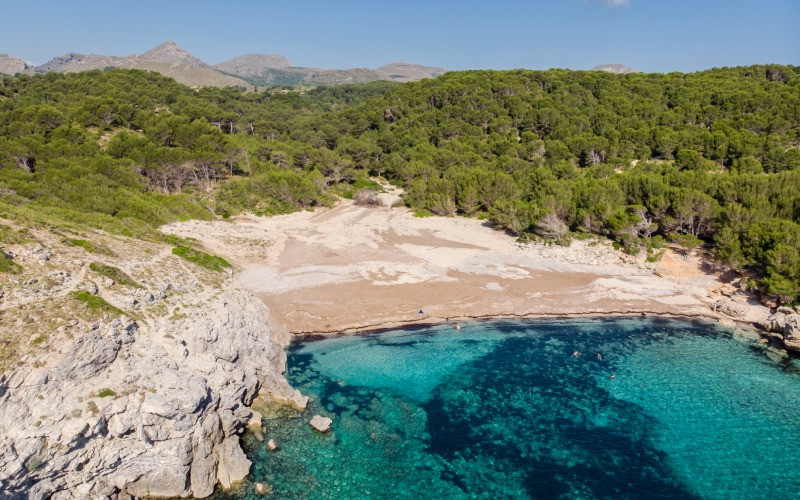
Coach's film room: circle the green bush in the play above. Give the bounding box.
[0,256,23,274]
[172,246,231,272]
[63,238,114,256]
[88,262,140,288]
[70,290,125,316]
[95,388,116,398]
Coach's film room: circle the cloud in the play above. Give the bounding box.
[600,0,630,6]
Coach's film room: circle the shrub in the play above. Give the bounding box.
[172,246,231,272]
[0,256,23,274]
[63,238,114,256]
[353,188,382,207]
[26,458,42,473]
[95,388,116,398]
[70,290,125,316]
[88,262,140,288]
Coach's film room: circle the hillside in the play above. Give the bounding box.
[375,62,448,82]
[592,63,639,74]
[1,66,799,302]
[0,54,31,75]
[213,53,293,77]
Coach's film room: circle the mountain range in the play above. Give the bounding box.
[0,41,447,88]
[0,42,639,88]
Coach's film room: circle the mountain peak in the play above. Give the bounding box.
[591,63,639,74]
[139,41,207,67]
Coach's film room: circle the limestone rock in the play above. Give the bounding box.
[716,298,747,319]
[0,281,295,498]
[267,439,278,451]
[254,482,272,495]
[310,415,332,433]
[216,436,251,489]
[759,309,800,353]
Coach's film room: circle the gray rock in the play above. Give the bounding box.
[216,436,251,489]
[716,298,748,319]
[758,312,787,333]
[784,313,800,339]
[0,284,296,498]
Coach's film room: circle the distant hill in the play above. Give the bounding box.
[591,63,639,74]
[374,62,447,83]
[214,53,292,78]
[31,41,251,89]
[14,41,446,88]
[0,54,31,75]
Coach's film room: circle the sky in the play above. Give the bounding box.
[1,0,798,73]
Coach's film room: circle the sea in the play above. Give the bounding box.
[215,317,800,499]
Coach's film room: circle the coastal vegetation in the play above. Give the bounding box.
[1,66,799,301]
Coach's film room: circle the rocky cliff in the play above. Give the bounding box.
[0,223,302,497]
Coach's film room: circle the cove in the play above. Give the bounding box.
[218,317,800,499]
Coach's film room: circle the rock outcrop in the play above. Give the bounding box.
[758,307,800,353]
[0,226,297,498]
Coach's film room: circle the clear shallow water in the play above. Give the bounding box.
[218,318,800,499]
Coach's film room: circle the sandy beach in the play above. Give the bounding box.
[164,200,766,335]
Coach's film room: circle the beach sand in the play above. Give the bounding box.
[164,201,759,334]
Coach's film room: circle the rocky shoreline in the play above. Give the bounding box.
[0,226,304,498]
[2,206,798,498]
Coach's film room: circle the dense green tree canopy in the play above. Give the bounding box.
[1,66,799,301]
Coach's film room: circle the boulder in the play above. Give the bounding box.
[254,482,272,495]
[758,312,787,334]
[715,298,747,319]
[267,439,278,451]
[784,313,800,339]
[310,415,332,433]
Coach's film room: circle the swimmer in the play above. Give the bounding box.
[572,351,580,357]
[455,323,461,331]
[597,353,602,361]
[610,373,616,379]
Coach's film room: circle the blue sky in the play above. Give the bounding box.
[1,0,798,72]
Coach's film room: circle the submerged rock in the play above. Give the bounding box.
[310,415,333,432]
[254,482,272,495]
[268,438,279,451]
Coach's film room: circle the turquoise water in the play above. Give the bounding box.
[219,318,800,499]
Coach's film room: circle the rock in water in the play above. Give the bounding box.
[254,482,272,495]
[310,415,333,432]
[268,439,278,451]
